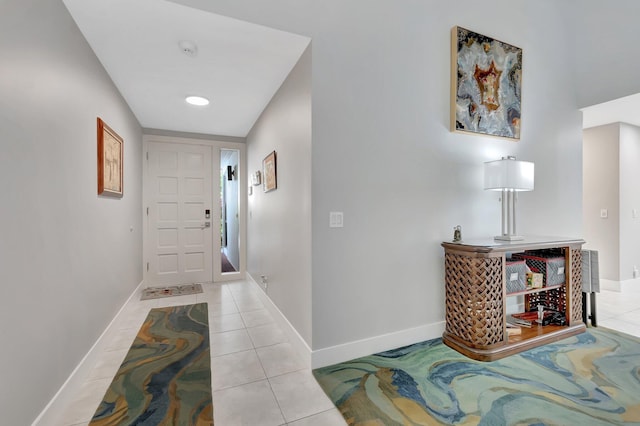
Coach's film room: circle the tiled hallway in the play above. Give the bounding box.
[49,282,640,425]
[595,288,640,339]
[55,280,346,426]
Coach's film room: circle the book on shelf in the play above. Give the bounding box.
[506,322,522,335]
[507,314,533,328]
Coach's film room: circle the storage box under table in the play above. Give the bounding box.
[513,250,566,287]
[505,259,527,293]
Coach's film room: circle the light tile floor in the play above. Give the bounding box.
[52,284,638,426]
[594,289,640,338]
[56,279,346,426]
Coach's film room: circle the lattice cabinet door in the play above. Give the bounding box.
[444,252,505,348]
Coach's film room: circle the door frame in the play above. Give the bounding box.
[143,134,246,284]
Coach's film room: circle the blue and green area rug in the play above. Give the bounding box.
[313,327,640,425]
[90,303,213,425]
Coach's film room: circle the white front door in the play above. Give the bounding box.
[146,141,213,285]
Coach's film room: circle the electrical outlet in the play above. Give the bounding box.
[260,275,268,290]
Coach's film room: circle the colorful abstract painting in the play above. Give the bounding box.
[90,303,213,425]
[451,26,522,140]
[314,327,640,425]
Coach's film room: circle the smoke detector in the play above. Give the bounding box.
[178,40,198,57]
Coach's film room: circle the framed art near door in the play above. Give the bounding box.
[263,150,277,192]
[97,117,124,197]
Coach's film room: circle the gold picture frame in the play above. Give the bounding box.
[97,117,123,198]
[263,151,277,193]
[451,26,522,140]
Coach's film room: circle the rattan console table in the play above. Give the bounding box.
[441,236,586,361]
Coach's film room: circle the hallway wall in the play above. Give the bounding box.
[584,123,640,286]
[0,1,143,424]
[583,124,621,281]
[246,45,312,347]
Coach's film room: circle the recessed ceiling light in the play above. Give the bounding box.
[185,96,209,106]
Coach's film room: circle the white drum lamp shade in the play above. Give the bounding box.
[484,157,534,240]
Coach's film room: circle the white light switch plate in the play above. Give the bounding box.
[329,211,343,228]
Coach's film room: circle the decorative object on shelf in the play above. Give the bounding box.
[263,150,277,193]
[451,26,522,140]
[527,272,543,289]
[251,170,261,186]
[484,156,534,241]
[514,249,565,286]
[537,304,545,322]
[97,117,123,198]
[453,225,462,242]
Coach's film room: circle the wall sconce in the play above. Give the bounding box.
[484,156,534,241]
[227,165,236,181]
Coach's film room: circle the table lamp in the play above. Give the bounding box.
[484,156,534,241]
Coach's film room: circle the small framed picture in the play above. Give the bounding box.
[97,117,123,198]
[263,151,277,192]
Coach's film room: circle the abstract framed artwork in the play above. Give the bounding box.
[263,150,277,192]
[451,26,522,140]
[97,117,123,197]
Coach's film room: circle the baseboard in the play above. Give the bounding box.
[310,320,446,369]
[246,273,312,368]
[601,279,621,292]
[598,278,640,294]
[245,274,446,370]
[33,280,145,426]
[620,278,640,293]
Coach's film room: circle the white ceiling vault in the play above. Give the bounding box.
[581,92,640,130]
[62,0,310,137]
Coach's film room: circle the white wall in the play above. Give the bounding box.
[0,1,143,424]
[560,0,640,108]
[583,123,640,286]
[583,124,620,280]
[173,0,585,362]
[618,124,640,282]
[309,0,585,356]
[246,46,312,345]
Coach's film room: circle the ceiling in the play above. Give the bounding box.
[62,0,637,136]
[62,0,310,138]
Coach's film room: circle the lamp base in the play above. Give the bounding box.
[494,234,524,241]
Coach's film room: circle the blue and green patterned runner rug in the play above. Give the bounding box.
[90,303,213,425]
[313,327,640,425]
